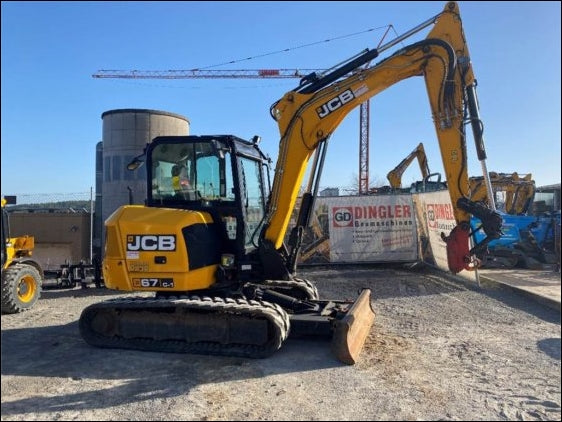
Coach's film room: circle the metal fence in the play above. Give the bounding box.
[4,191,94,211]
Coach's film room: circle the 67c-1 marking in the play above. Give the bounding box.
[132,278,174,288]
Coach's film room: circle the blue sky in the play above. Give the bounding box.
[1,1,560,196]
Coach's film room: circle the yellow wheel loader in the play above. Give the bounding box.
[1,197,43,313]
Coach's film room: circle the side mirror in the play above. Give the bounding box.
[127,155,145,171]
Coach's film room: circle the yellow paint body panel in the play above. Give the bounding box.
[3,237,35,270]
[103,205,218,292]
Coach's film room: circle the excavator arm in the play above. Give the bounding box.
[387,142,430,189]
[262,1,502,274]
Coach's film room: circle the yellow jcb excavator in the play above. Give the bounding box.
[385,141,446,194]
[79,1,502,364]
[387,142,431,189]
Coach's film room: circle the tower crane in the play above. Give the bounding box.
[93,68,373,194]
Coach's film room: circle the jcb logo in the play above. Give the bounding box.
[333,207,353,227]
[127,235,176,251]
[317,89,355,118]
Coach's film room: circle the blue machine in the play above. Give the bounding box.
[471,211,560,268]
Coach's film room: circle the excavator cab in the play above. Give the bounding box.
[105,135,274,291]
[146,135,269,259]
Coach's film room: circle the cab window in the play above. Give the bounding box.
[150,141,234,203]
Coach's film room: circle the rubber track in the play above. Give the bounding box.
[79,296,290,359]
[261,278,319,300]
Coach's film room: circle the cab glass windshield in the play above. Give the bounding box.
[150,141,235,203]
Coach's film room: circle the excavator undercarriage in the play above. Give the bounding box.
[80,283,374,364]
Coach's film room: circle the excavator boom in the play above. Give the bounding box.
[263,1,502,273]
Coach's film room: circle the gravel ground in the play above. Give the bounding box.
[1,264,560,421]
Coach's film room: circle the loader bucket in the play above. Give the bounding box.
[331,289,375,365]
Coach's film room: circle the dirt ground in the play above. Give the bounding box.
[1,264,560,421]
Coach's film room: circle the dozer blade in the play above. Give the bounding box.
[331,289,375,365]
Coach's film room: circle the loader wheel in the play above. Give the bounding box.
[1,264,42,314]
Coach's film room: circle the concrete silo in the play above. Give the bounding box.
[98,109,190,257]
